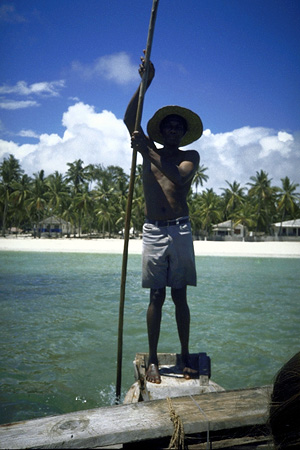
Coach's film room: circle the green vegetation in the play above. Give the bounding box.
[1,154,299,238]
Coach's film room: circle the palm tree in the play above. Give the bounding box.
[132,186,144,233]
[91,165,129,236]
[221,181,245,218]
[45,171,70,216]
[27,170,48,237]
[96,204,115,237]
[276,177,300,235]
[221,180,246,235]
[65,160,90,236]
[0,154,24,236]
[247,170,277,233]
[188,193,203,239]
[192,164,209,193]
[10,174,33,234]
[65,159,90,195]
[197,188,222,237]
[93,177,115,236]
[86,163,106,187]
[73,185,94,236]
[110,166,129,202]
[233,200,257,239]
[45,171,71,236]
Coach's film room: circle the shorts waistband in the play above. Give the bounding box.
[144,216,190,227]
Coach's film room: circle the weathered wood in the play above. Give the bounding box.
[0,386,272,449]
[122,434,272,450]
[135,352,210,371]
[186,435,271,449]
[125,352,224,404]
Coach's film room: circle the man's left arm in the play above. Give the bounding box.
[162,151,200,186]
[131,132,199,186]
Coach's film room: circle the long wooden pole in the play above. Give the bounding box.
[116,0,160,403]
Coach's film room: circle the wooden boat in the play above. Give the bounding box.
[0,352,272,449]
[122,352,272,449]
[124,351,225,403]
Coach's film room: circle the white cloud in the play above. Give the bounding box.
[278,131,294,143]
[18,129,40,138]
[0,104,299,194]
[0,102,135,176]
[0,79,65,110]
[258,131,294,158]
[0,100,40,110]
[193,126,300,192]
[0,80,65,97]
[72,52,139,85]
[0,139,34,160]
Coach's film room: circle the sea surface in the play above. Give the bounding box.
[0,251,299,425]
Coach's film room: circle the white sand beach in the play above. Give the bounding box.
[0,236,300,258]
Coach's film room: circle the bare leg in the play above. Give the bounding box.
[171,286,198,379]
[146,287,165,383]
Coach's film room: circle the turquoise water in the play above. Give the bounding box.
[0,251,299,425]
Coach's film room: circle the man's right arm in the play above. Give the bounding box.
[132,131,200,187]
[124,54,155,136]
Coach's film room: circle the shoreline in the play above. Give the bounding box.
[1,237,300,258]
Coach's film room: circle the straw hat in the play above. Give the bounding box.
[147,105,203,147]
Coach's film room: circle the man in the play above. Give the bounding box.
[124,55,203,384]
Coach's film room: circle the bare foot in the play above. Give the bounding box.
[146,363,161,384]
[182,354,198,379]
[183,366,198,379]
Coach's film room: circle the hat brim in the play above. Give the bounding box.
[147,106,203,147]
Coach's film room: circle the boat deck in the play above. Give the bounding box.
[0,352,273,449]
[124,352,225,403]
[0,385,272,449]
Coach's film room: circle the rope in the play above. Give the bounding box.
[167,397,187,450]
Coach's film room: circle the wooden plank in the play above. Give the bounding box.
[187,436,271,449]
[0,386,272,449]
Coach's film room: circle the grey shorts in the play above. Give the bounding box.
[142,219,197,289]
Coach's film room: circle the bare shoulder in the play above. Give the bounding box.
[179,149,200,164]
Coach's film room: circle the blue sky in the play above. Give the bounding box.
[1,0,299,193]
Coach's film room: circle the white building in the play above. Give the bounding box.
[212,220,246,239]
[38,216,75,237]
[272,219,300,238]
